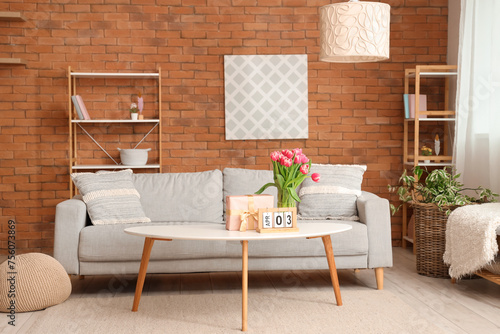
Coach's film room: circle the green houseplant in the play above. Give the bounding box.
[389,166,497,215]
[390,166,497,278]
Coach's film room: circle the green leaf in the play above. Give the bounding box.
[289,187,301,202]
[414,166,424,181]
[276,174,285,189]
[397,187,407,197]
[286,173,308,189]
[272,161,279,178]
[255,182,276,194]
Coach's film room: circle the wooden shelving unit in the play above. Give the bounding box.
[0,12,27,65]
[402,65,458,250]
[68,67,162,197]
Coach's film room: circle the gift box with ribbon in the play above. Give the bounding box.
[226,194,274,231]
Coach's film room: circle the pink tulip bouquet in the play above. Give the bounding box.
[256,148,320,207]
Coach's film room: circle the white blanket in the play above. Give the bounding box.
[443,203,500,279]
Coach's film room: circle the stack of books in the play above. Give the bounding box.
[71,95,91,120]
[403,94,427,119]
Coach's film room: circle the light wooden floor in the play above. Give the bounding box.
[2,247,500,333]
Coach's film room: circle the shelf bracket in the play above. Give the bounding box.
[76,122,159,165]
[76,123,120,165]
[133,123,159,149]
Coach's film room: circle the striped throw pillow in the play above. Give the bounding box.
[71,169,151,225]
[298,164,366,221]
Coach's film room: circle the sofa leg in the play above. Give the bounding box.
[375,268,383,290]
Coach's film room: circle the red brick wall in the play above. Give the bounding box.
[0,0,448,254]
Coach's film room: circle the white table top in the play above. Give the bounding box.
[124,222,352,241]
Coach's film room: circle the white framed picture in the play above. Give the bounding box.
[224,54,309,140]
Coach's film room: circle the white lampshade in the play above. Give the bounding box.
[319,0,390,63]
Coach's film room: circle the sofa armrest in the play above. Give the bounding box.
[54,197,88,275]
[357,191,393,268]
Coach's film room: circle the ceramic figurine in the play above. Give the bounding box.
[435,134,440,156]
[137,92,144,120]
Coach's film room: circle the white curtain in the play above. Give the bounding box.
[454,0,500,193]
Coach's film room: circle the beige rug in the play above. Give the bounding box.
[4,290,444,334]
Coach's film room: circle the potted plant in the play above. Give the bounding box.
[421,145,432,163]
[389,166,497,278]
[255,149,320,208]
[130,102,139,120]
[389,166,497,215]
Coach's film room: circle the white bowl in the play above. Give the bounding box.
[118,148,151,166]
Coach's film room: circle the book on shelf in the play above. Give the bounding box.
[71,96,84,120]
[403,94,409,118]
[403,94,427,119]
[75,95,91,120]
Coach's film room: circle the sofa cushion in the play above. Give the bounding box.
[225,220,368,258]
[223,168,277,211]
[298,164,366,220]
[132,170,224,223]
[70,169,151,225]
[78,222,228,262]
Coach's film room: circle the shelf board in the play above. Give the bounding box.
[405,118,456,122]
[476,270,500,285]
[0,58,27,65]
[70,72,159,79]
[0,12,27,21]
[407,155,452,161]
[72,119,159,123]
[407,71,457,77]
[403,236,414,244]
[406,66,458,78]
[405,162,455,167]
[422,110,455,116]
[72,164,160,170]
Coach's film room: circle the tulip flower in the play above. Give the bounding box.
[270,151,281,162]
[300,155,309,164]
[282,149,294,159]
[300,164,309,175]
[312,173,320,183]
[280,157,292,167]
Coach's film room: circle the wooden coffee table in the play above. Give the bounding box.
[125,222,352,332]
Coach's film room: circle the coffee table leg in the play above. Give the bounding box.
[132,237,155,312]
[241,240,248,332]
[321,235,342,306]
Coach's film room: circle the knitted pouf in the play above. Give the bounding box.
[0,253,72,313]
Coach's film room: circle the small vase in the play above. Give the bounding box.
[131,113,138,120]
[278,188,296,208]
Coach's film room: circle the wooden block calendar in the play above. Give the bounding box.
[256,207,299,233]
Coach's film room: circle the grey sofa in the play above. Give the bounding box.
[54,168,393,289]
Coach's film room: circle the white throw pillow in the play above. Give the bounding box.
[71,169,151,225]
[298,164,366,220]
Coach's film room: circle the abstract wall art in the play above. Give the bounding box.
[224,54,308,140]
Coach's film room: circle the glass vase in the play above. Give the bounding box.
[278,188,296,208]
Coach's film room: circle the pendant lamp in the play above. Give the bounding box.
[319,0,390,63]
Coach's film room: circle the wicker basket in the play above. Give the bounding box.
[414,203,455,278]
